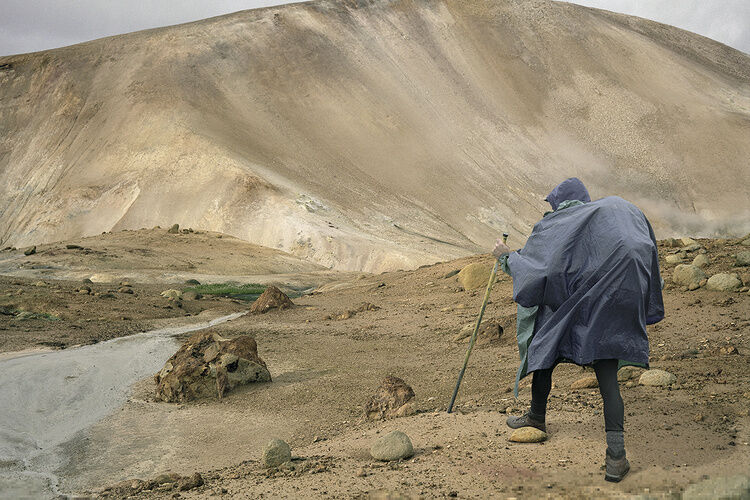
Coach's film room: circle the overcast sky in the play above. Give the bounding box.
[0,0,748,57]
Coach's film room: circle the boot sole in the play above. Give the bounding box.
[604,464,630,483]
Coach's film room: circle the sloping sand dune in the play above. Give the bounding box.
[1,0,749,271]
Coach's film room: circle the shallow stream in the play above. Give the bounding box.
[0,311,246,499]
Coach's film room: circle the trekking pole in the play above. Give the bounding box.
[447,232,508,413]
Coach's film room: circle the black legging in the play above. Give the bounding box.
[530,359,624,432]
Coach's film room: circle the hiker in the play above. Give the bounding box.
[492,177,664,482]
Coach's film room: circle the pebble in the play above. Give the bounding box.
[262,439,291,468]
[682,475,750,500]
[370,430,414,461]
[509,427,547,443]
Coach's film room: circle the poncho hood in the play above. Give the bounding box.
[545,178,591,211]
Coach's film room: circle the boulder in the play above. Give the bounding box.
[370,431,414,461]
[706,273,742,292]
[250,286,293,314]
[509,427,547,443]
[262,439,291,468]
[363,376,416,421]
[672,264,707,287]
[735,251,750,267]
[617,366,643,382]
[457,262,492,290]
[168,224,180,234]
[682,475,750,500]
[691,254,710,268]
[570,375,598,389]
[154,331,271,402]
[639,369,676,387]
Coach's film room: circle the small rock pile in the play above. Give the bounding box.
[154,331,271,402]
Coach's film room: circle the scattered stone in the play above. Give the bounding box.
[77,286,91,294]
[662,238,680,247]
[665,255,683,264]
[679,237,697,246]
[688,282,700,291]
[161,289,183,300]
[452,318,504,345]
[82,278,93,284]
[735,251,750,267]
[363,376,416,421]
[168,224,180,234]
[682,475,750,500]
[250,286,293,314]
[672,264,707,287]
[15,311,36,320]
[706,273,742,292]
[185,279,201,285]
[149,473,181,488]
[442,269,460,279]
[154,331,271,402]
[118,287,134,294]
[177,473,204,492]
[639,369,676,387]
[692,254,710,268]
[65,244,82,250]
[262,439,292,468]
[720,346,739,355]
[571,375,598,389]
[509,427,548,443]
[742,238,750,246]
[457,262,492,290]
[182,291,202,300]
[617,366,642,381]
[23,246,36,256]
[370,431,414,461]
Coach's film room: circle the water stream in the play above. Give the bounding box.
[0,311,247,499]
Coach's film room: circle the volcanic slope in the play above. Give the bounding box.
[1,0,749,271]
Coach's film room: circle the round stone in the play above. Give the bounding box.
[509,427,547,443]
[639,369,676,387]
[370,430,414,461]
[262,438,291,468]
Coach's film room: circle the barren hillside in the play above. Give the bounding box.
[1,0,749,271]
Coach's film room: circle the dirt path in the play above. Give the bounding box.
[62,239,750,498]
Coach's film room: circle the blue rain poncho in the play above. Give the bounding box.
[500,178,664,395]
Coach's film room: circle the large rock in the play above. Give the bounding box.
[509,427,547,443]
[262,439,291,468]
[706,273,742,292]
[457,262,492,290]
[692,254,710,268]
[639,369,676,387]
[154,331,271,402]
[682,475,750,500]
[735,251,750,267]
[672,264,707,287]
[370,431,414,461]
[250,286,293,314]
[363,376,416,421]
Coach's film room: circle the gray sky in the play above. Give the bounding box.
[0,0,748,57]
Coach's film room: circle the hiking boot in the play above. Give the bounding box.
[604,449,630,482]
[505,411,546,432]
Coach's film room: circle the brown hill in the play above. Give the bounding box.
[1,0,749,271]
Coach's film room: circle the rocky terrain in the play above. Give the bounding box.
[1,0,749,272]
[1,231,744,498]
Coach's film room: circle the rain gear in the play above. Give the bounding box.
[500,178,664,395]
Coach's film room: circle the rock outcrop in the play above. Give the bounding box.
[154,331,271,402]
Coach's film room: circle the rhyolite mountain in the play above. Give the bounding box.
[1,0,748,271]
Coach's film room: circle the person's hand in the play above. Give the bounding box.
[492,238,511,259]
